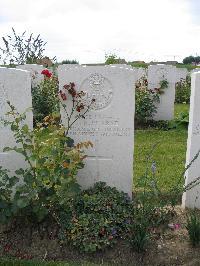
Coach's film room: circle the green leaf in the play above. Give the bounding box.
[16,198,29,208]
[15,168,24,175]
[21,124,29,133]
[3,147,12,152]
[11,124,18,131]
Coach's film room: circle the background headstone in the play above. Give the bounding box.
[175,67,188,82]
[16,64,44,88]
[58,65,135,197]
[182,71,200,209]
[148,64,176,121]
[0,67,32,173]
[133,67,147,81]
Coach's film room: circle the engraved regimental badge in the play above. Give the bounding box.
[81,73,113,110]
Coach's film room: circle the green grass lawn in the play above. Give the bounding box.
[133,104,189,192]
[174,103,189,118]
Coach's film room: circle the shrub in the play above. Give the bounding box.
[175,76,191,104]
[0,80,95,225]
[0,104,91,224]
[32,70,59,124]
[62,182,132,252]
[135,76,168,124]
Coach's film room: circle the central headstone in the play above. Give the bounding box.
[58,65,135,197]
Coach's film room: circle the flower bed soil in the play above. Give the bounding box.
[0,206,200,266]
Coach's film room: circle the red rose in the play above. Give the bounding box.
[41,69,52,78]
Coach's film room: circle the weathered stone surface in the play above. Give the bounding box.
[16,64,44,88]
[175,68,188,82]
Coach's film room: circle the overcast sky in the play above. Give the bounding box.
[0,0,199,63]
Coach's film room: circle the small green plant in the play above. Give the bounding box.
[129,212,149,252]
[186,211,200,247]
[61,182,132,252]
[169,111,189,129]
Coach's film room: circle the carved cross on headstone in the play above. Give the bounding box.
[87,139,113,182]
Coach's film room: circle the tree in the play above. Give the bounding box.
[105,53,127,65]
[183,55,200,65]
[61,59,79,64]
[0,28,47,65]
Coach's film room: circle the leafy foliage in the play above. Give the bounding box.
[32,72,60,124]
[186,211,200,247]
[0,28,47,65]
[0,99,93,224]
[175,76,191,104]
[169,111,189,129]
[129,62,148,68]
[135,76,168,124]
[183,55,200,65]
[61,182,132,252]
[105,54,125,64]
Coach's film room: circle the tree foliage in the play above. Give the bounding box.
[0,28,47,65]
[183,55,200,65]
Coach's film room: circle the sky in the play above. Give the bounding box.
[0,0,199,64]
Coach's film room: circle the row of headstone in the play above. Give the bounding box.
[1,64,198,205]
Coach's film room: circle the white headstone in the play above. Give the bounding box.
[175,68,188,82]
[58,65,135,197]
[0,67,32,173]
[16,64,44,88]
[148,64,176,121]
[182,71,200,208]
[190,68,200,76]
[133,67,147,81]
